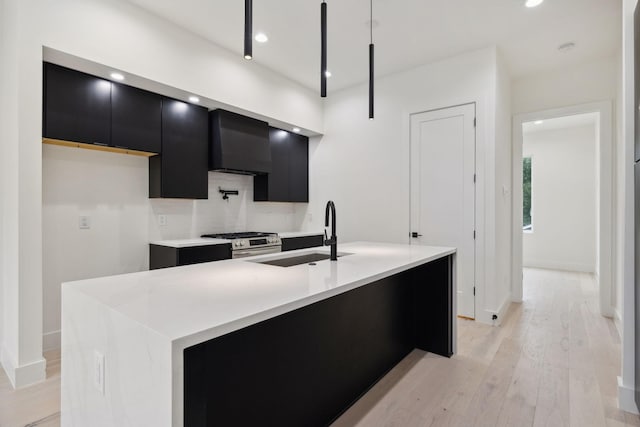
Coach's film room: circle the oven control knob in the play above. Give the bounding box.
[240,240,246,247]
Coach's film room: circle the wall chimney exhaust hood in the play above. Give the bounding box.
[209,109,271,175]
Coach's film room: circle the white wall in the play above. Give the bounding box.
[494,51,513,317]
[1,0,322,387]
[513,56,619,115]
[42,145,301,351]
[298,47,511,324]
[620,0,638,414]
[522,125,597,272]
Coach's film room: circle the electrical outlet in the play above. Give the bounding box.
[94,350,105,395]
[79,216,91,229]
[158,215,167,226]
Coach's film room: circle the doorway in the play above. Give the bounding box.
[512,102,613,316]
[410,103,476,319]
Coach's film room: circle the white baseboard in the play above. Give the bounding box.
[479,294,512,326]
[618,376,639,414]
[0,345,46,389]
[43,330,61,351]
[523,259,595,274]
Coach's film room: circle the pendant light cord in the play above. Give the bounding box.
[370,0,373,44]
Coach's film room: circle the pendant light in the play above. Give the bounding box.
[368,0,374,119]
[244,0,253,60]
[321,0,327,97]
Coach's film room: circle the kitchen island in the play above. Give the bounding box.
[61,242,455,427]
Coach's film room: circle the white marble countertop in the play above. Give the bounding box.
[149,238,232,248]
[278,231,324,238]
[65,242,455,346]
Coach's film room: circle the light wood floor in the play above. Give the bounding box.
[1,268,637,427]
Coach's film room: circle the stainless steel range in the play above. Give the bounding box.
[201,232,281,258]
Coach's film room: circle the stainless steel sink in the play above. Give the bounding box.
[253,252,348,267]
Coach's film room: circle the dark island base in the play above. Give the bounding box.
[184,255,453,427]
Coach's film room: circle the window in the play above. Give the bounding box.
[523,157,532,231]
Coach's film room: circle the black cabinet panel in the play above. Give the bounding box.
[149,244,231,270]
[43,63,111,146]
[289,132,309,202]
[111,84,161,153]
[150,99,208,199]
[281,235,324,251]
[184,255,453,426]
[254,127,309,202]
[209,109,271,174]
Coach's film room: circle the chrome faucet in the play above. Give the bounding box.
[324,200,337,261]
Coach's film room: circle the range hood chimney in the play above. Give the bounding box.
[209,109,271,175]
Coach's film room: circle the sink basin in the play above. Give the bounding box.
[254,252,348,267]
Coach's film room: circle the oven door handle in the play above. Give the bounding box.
[233,246,281,258]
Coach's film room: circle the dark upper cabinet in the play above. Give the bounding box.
[43,62,162,154]
[149,99,209,199]
[43,62,111,146]
[288,132,309,202]
[111,84,162,153]
[254,128,309,202]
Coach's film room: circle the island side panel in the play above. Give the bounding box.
[184,269,415,427]
[412,254,454,357]
[61,287,173,427]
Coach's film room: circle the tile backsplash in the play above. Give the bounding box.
[149,172,307,240]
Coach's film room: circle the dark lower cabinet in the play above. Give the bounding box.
[43,63,111,146]
[149,99,209,199]
[254,127,309,202]
[184,255,453,426]
[149,244,231,270]
[281,235,324,251]
[111,83,161,153]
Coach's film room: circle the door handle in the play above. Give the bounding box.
[411,232,423,238]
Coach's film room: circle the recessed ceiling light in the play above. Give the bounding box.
[292,127,301,133]
[325,70,332,78]
[188,96,200,103]
[534,120,544,125]
[255,33,268,43]
[558,42,576,52]
[110,72,125,81]
[525,0,543,7]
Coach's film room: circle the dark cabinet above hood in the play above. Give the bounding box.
[209,109,271,175]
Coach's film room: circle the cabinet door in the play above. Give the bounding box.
[111,83,161,153]
[43,63,111,146]
[153,99,208,199]
[254,128,309,202]
[288,133,309,202]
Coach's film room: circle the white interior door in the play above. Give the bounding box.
[410,104,476,319]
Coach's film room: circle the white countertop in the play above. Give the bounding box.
[65,242,455,346]
[149,238,231,248]
[278,231,324,238]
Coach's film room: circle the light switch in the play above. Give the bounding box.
[94,350,105,395]
[79,216,91,229]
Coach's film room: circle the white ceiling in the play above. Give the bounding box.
[522,112,598,133]
[125,0,621,93]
